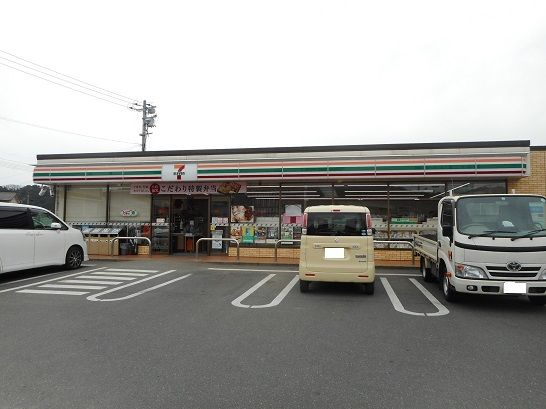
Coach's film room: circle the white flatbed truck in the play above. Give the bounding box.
[413,194,546,304]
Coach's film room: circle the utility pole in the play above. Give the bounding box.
[142,99,147,152]
[130,100,157,151]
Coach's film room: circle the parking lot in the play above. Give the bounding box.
[0,259,544,409]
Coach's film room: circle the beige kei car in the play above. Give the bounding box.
[299,205,375,294]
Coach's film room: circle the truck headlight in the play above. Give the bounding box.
[539,270,546,280]
[455,264,488,279]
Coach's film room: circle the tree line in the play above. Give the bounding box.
[0,185,55,212]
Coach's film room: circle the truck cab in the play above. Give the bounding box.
[434,194,546,304]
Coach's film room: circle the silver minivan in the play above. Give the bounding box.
[0,203,88,273]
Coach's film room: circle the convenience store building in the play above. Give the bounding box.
[33,140,546,261]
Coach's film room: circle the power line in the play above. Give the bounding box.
[0,116,142,146]
[0,62,130,108]
[0,156,33,167]
[0,55,135,104]
[0,49,138,103]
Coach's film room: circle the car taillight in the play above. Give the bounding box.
[366,213,373,229]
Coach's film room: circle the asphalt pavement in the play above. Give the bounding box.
[0,259,544,409]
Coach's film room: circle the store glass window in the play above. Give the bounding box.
[109,187,151,223]
[446,180,506,195]
[151,196,170,254]
[210,196,230,253]
[279,183,333,243]
[231,184,280,245]
[65,186,107,223]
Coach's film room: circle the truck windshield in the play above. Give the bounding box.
[457,196,546,238]
[306,212,366,236]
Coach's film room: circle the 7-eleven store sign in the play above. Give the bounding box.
[161,164,198,181]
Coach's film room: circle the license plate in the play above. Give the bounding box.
[504,282,526,294]
[324,248,344,259]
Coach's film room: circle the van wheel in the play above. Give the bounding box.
[360,282,374,295]
[528,296,546,306]
[365,282,375,295]
[299,280,310,293]
[442,275,458,302]
[420,257,434,282]
[65,246,83,270]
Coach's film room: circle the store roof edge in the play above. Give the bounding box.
[36,140,531,160]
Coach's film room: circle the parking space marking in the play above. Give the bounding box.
[60,279,123,285]
[89,271,148,277]
[17,289,89,296]
[209,267,299,273]
[381,277,449,317]
[409,279,450,317]
[0,267,106,294]
[39,284,107,290]
[87,270,185,302]
[232,274,299,309]
[104,268,159,273]
[77,275,136,281]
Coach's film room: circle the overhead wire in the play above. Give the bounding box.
[0,62,132,108]
[0,116,141,146]
[0,56,134,105]
[0,49,139,104]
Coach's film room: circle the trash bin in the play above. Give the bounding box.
[119,242,130,256]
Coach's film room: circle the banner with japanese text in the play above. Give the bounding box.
[130,182,246,195]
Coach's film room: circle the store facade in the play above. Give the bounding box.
[33,140,542,260]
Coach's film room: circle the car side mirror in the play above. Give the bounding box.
[50,222,62,230]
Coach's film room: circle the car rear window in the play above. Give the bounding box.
[306,212,366,236]
[0,208,31,229]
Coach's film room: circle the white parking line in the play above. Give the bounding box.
[381,277,449,317]
[0,267,106,294]
[17,289,89,296]
[87,270,182,302]
[39,284,107,290]
[209,267,299,273]
[104,268,158,273]
[208,267,420,277]
[77,275,136,281]
[232,274,299,308]
[90,271,148,277]
[60,280,123,285]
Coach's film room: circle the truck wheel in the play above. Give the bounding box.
[299,280,310,293]
[442,275,458,302]
[420,257,434,282]
[528,296,546,306]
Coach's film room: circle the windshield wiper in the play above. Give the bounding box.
[467,230,514,239]
[511,228,546,241]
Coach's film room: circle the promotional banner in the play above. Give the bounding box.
[130,182,246,195]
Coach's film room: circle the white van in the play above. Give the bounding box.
[299,205,375,294]
[0,203,88,273]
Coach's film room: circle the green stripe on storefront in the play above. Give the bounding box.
[376,165,425,171]
[122,170,161,175]
[283,167,328,172]
[329,166,375,172]
[476,163,522,169]
[239,168,282,173]
[198,169,239,174]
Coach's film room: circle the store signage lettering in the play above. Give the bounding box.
[131,182,247,195]
[120,209,139,217]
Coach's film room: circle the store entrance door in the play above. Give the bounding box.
[171,196,209,254]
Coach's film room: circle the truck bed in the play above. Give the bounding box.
[413,233,437,262]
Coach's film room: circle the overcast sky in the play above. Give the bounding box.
[1,0,546,185]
